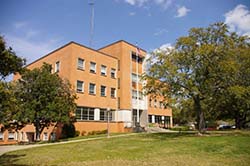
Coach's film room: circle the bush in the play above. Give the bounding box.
[88,130,107,135]
[171,126,190,131]
[61,123,76,138]
[75,130,80,137]
[81,130,87,136]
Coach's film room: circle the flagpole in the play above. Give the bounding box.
[136,45,139,124]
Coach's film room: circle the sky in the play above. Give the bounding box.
[1,0,250,65]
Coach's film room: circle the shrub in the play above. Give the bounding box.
[171,126,190,131]
[61,123,76,138]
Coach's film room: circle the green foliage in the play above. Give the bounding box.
[87,130,108,135]
[143,22,250,132]
[0,36,26,80]
[0,82,21,128]
[170,126,191,131]
[61,123,76,138]
[13,63,77,139]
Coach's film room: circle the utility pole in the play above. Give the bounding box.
[89,0,94,47]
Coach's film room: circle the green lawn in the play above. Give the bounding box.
[1,131,250,166]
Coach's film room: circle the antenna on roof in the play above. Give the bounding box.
[89,0,95,47]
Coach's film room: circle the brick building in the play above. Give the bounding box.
[0,40,172,144]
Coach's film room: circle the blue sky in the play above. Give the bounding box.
[1,0,250,64]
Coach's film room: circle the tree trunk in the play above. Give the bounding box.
[35,119,41,141]
[194,95,205,134]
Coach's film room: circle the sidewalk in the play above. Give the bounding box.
[0,133,137,156]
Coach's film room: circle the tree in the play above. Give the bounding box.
[0,35,26,80]
[14,63,77,140]
[143,22,250,133]
[0,35,25,127]
[212,38,250,129]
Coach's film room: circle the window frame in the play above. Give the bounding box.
[101,65,107,76]
[89,83,96,95]
[77,58,85,70]
[90,62,96,73]
[111,88,116,98]
[55,61,60,73]
[76,80,84,93]
[111,68,116,78]
[100,85,106,97]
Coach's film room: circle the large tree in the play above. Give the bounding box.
[143,22,250,133]
[0,35,25,126]
[0,35,26,80]
[14,63,77,140]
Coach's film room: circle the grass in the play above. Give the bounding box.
[1,131,250,166]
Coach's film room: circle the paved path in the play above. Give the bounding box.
[0,133,137,156]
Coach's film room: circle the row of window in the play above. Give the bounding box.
[0,132,15,140]
[77,81,116,97]
[149,99,168,109]
[76,107,113,121]
[148,115,171,123]
[53,59,116,79]
[78,58,116,78]
[132,90,143,100]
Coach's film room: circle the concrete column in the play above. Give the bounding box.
[94,108,100,121]
[170,116,173,128]
[152,115,155,123]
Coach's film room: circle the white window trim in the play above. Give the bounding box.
[89,83,96,95]
[111,88,116,98]
[111,68,116,78]
[101,85,106,96]
[101,65,107,76]
[77,58,85,70]
[90,62,96,73]
[55,61,60,73]
[76,80,84,93]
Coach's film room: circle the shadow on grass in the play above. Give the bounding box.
[0,154,27,166]
[142,130,250,140]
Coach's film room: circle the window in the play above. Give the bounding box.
[111,68,116,78]
[90,62,96,73]
[43,132,48,141]
[132,73,137,83]
[132,90,143,100]
[100,109,113,121]
[154,99,158,108]
[89,83,96,95]
[101,85,106,97]
[131,53,143,63]
[101,65,107,76]
[77,58,85,70]
[132,73,141,83]
[55,61,60,72]
[132,90,137,99]
[0,132,3,140]
[76,107,94,120]
[8,132,15,140]
[155,115,161,123]
[148,115,152,123]
[76,80,84,93]
[111,88,116,98]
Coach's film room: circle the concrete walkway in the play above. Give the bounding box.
[0,133,137,156]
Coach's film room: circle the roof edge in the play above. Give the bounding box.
[25,41,118,68]
[98,40,147,53]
